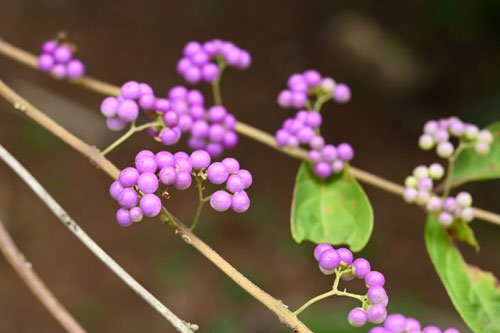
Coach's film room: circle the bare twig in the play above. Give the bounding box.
[0,144,194,333]
[1,38,496,226]
[0,80,312,332]
[0,217,87,333]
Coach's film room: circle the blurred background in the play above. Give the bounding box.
[1,1,499,332]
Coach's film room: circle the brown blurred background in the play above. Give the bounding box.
[1,1,499,332]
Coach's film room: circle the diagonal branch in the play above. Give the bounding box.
[0,216,87,333]
[0,80,312,332]
[0,38,497,226]
[0,143,194,333]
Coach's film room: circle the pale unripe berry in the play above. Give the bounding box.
[456,192,472,207]
[419,134,435,150]
[413,165,429,179]
[429,163,445,179]
[405,176,418,188]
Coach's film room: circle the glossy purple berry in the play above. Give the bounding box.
[38,53,55,72]
[231,191,250,213]
[314,161,333,179]
[155,98,171,112]
[135,156,158,174]
[405,318,421,331]
[278,90,293,107]
[353,258,371,278]
[184,66,202,83]
[116,208,133,227]
[139,94,155,110]
[443,329,459,333]
[313,243,333,261]
[209,124,226,142]
[384,314,406,333]
[321,145,338,162]
[207,162,229,184]
[365,271,385,287]
[337,248,353,265]
[422,326,442,333]
[190,150,211,169]
[106,117,127,131]
[51,63,67,79]
[129,207,143,223]
[191,120,210,138]
[368,328,389,333]
[42,40,57,54]
[66,59,85,79]
[367,286,387,304]
[318,249,340,270]
[140,194,162,217]
[208,106,228,123]
[333,83,351,103]
[337,143,354,161]
[174,171,192,190]
[160,128,181,145]
[155,151,175,169]
[206,143,223,157]
[348,308,367,327]
[303,70,322,86]
[109,180,123,200]
[221,158,240,174]
[226,175,245,193]
[237,169,252,188]
[202,63,219,82]
[367,304,387,324]
[118,188,139,209]
[223,131,238,148]
[174,157,193,173]
[210,190,232,212]
[159,166,177,185]
[119,167,140,187]
[54,45,72,63]
[306,112,322,128]
[136,150,155,160]
[117,99,139,122]
[137,172,159,194]
[100,97,119,118]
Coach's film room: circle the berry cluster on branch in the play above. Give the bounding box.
[37,35,85,79]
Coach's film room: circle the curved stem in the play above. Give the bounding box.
[211,60,226,105]
[101,122,156,155]
[190,177,207,231]
[0,79,312,333]
[0,217,87,333]
[293,290,336,316]
[2,39,499,227]
[442,143,466,198]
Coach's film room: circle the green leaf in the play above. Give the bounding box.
[452,121,500,186]
[448,219,479,249]
[291,162,373,252]
[425,214,500,333]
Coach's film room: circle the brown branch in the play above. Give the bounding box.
[0,217,87,333]
[0,79,312,332]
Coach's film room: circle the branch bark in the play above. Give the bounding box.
[0,217,87,333]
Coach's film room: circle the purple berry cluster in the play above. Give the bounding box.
[207,158,252,213]
[101,81,154,131]
[275,110,354,178]
[177,39,251,84]
[419,117,493,157]
[277,70,351,109]
[369,313,460,333]
[403,164,475,226]
[314,244,389,327]
[109,150,252,226]
[38,37,85,79]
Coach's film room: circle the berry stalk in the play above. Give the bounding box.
[101,121,160,155]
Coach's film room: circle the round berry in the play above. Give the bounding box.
[418,177,433,191]
[117,99,139,122]
[426,197,443,212]
[121,81,141,99]
[184,66,202,83]
[429,163,444,179]
[461,207,475,222]
[413,165,429,179]
[310,136,325,150]
[226,174,246,193]
[337,143,354,161]
[136,150,155,160]
[116,208,133,227]
[231,191,250,213]
[443,197,458,212]
[384,314,406,333]
[174,171,192,190]
[129,207,143,223]
[109,180,124,200]
[38,53,55,72]
[403,187,418,203]
[54,46,72,63]
[353,258,371,278]
[314,161,333,179]
[155,151,175,169]
[365,271,385,287]
[118,188,139,209]
[405,318,421,331]
[42,40,57,54]
[51,63,67,79]
[159,166,177,185]
[291,92,307,108]
[208,106,228,123]
[136,156,158,174]
[367,286,387,304]
[155,98,171,112]
[278,90,293,108]
[106,117,127,131]
[456,192,472,207]
[313,243,333,261]
[210,190,232,212]
[207,162,229,184]
[119,167,140,187]
[333,83,351,103]
[366,304,387,324]
[237,169,252,188]
[221,158,240,174]
[160,128,181,145]
[438,212,454,227]
[101,97,119,118]
[174,157,193,173]
[191,120,210,138]
[202,63,219,82]
[303,69,322,86]
[140,194,162,217]
[66,59,85,79]
[190,150,211,169]
[443,329,459,333]
[422,326,442,333]
[419,134,435,150]
[348,308,367,327]
[337,248,353,265]
[475,142,490,155]
[318,249,340,270]
[137,172,159,194]
[437,141,454,158]
[321,145,338,162]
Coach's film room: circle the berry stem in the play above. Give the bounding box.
[101,121,158,156]
[312,93,331,112]
[211,58,227,106]
[293,289,336,316]
[442,143,466,198]
[190,177,208,231]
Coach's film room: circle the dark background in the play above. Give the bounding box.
[1,1,499,332]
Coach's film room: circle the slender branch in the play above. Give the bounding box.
[0,217,87,333]
[0,144,195,333]
[0,80,312,332]
[190,177,207,230]
[211,60,226,105]
[293,290,336,316]
[0,39,498,225]
[101,121,157,155]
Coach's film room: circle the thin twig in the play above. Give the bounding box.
[0,144,194,333]
[0,80,312,332]
[0,217,87,333]
[1,38,498,226]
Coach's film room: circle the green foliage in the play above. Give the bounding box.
[425,214,500,333]
[452,121,500,186]
[291,162,373,252]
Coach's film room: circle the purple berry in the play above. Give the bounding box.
[137,172,159,194]
[140,194,162,217]
[184,66,202,83]
[223,131,238,148]
[206,143,223,157]
[135,156,158,174]
[231,191,250,213]
[191,120,210,138]
[333,83,351,103]
[384,314,406,333]
[190,150,211,169]
[174,171,192,190]
[236,169,252,188]
[405,318,421,331]
[321,145,338,162]
[118,188,139,209]
[308,150,321,162]
[210,190,232,212]
[313,243,333,261]
[337,248,353,265]
[159,166,177,185]
[184,41,202,57]
[310,136,325,150]
[422,326,442,333]
[117,99,139,122]
[209,124,226,142]
[38,53,55,72]
[163,111,180,127]
[202,63,219,82]
[42,40,57,54]
[297,127,315,144]
[292,92,307,108]
[318,249,340,270]
[221,158,240,174]
[226,175,245,193]
[187,89,204,105]
[101,97,119,118]
[106,117,127,131]
[139,83,153,95]
[443,329,459,333]
[303,70,322,87]
[276,129,290,147]
[207,162,229,184]
[136,150,155,160]
[174,157,193,173]
[353,258,371,278]
[109,180,124,200]
[177,57,192,74]
[129,207,143,223]
[368,328,390,333]
[54,46,73,63]
[208,106,228,123]
[314,161,333,179]
[155,98,171,112]
[116,208,133,227]
[306,112,322,128]
[367,286,387,304]
[438,212,454,227]
[191,50,209,66]
[224,114,237,130]
[337,143,354,161]
[365,271,385,287]
[367,304,387,324]
[348,308,367,327]
[119,167,140,187]
[278,90,293,107]
[160,128,181,145]
[121,81,141,99]
[155,151,175,169]
[51,63,67,79]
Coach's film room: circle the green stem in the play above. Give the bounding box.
[211,60,227,106]
[293,290,336,316]
[312,94,331,112]
[189,177,208,231]
[101,122,157,155]
[442,143,466,198]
